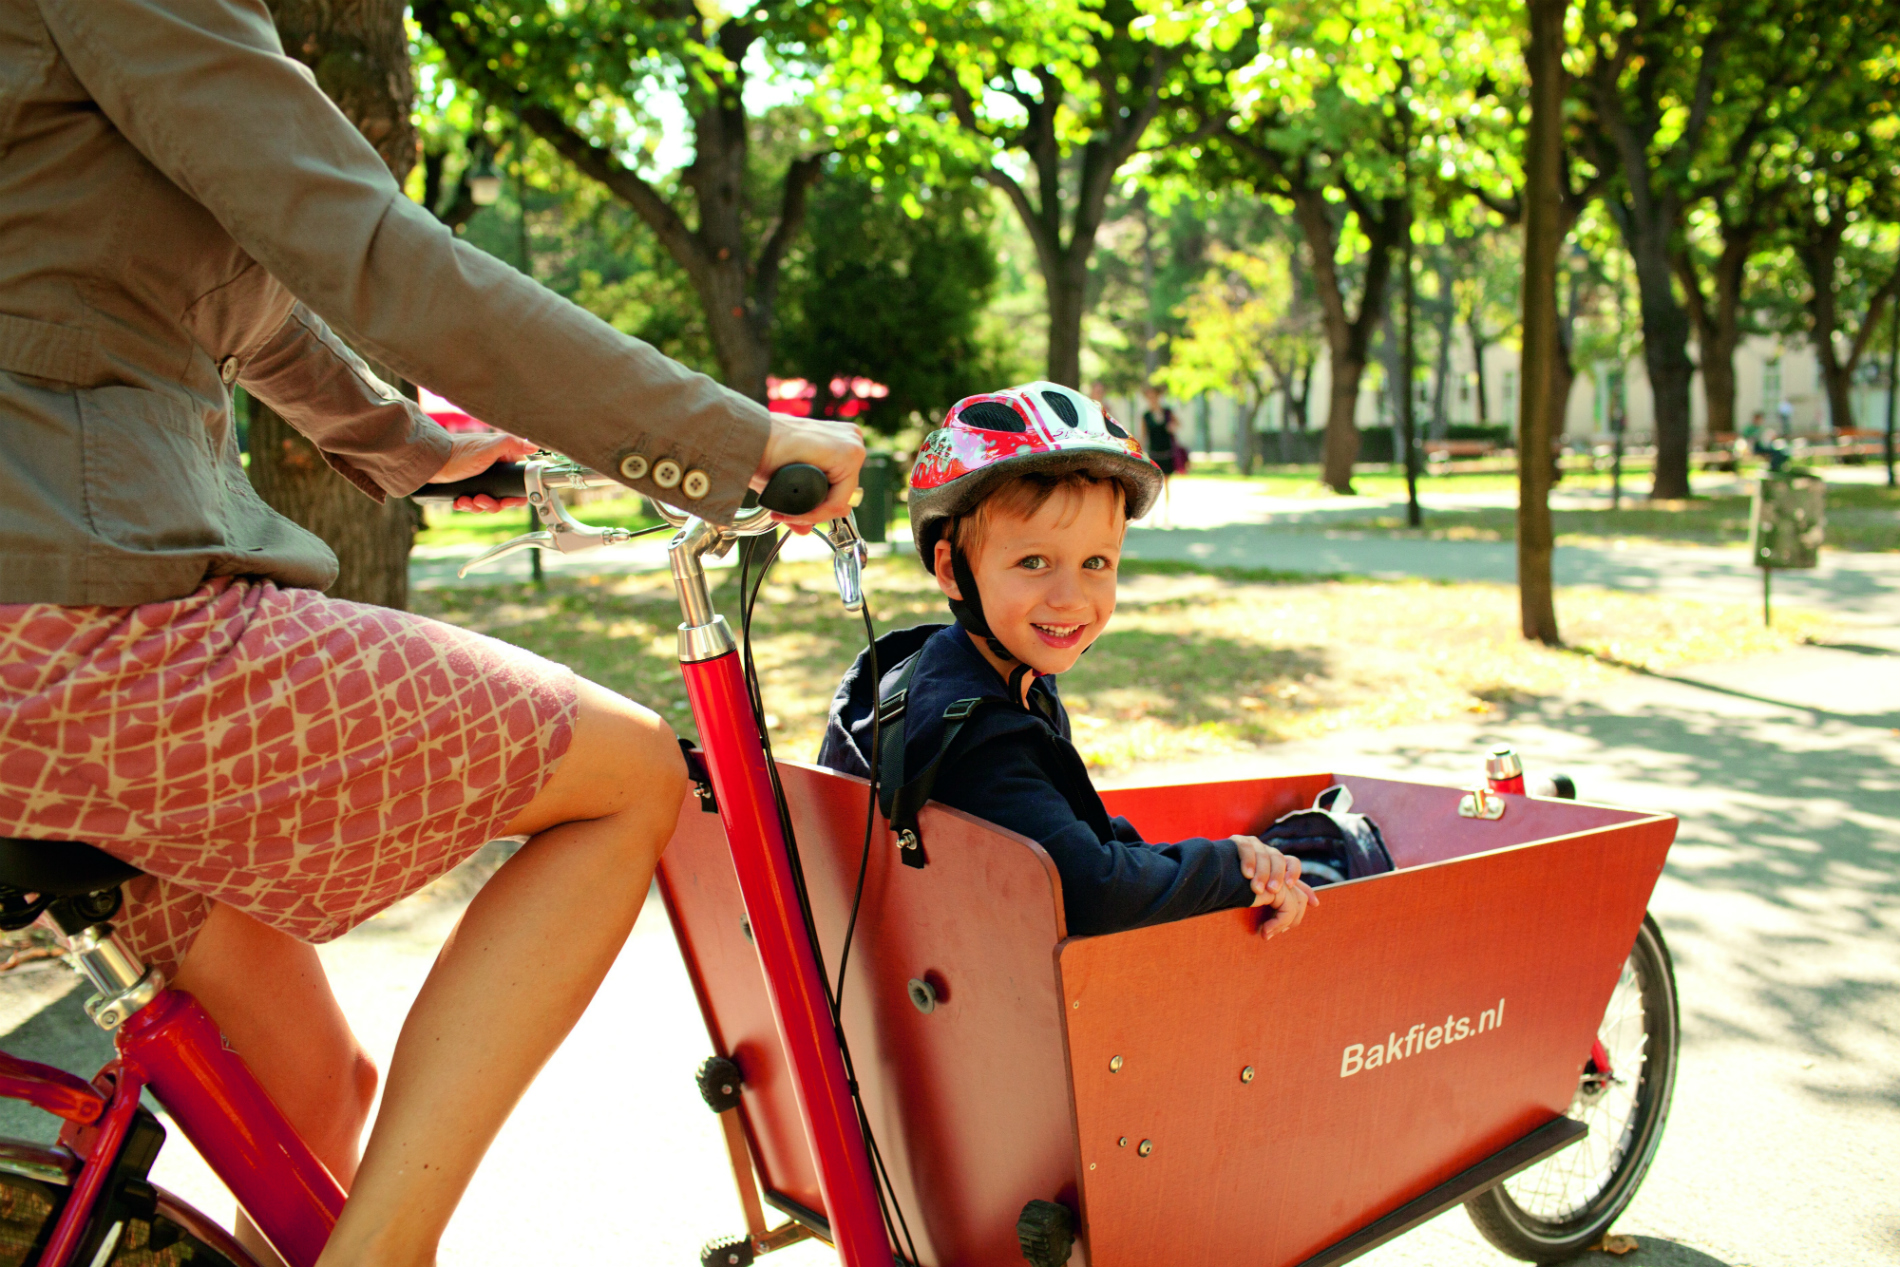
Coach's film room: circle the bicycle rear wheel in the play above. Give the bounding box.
[0,1150,262,1267]
[1465,914,1680,1262]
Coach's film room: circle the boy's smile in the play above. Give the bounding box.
[932,479,1127,697]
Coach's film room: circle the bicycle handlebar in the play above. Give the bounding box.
[756,463,829,517]
[426,462,529,502]
[429,460,832,520]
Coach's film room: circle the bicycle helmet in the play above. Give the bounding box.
[908,382,1164,683]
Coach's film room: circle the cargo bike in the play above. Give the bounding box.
[0,459,1678,1267]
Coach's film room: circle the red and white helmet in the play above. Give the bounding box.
[908,381,1164,567]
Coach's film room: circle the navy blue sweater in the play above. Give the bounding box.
[817,624,1253,935]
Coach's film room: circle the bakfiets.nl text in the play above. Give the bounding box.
[1340,999,1506,1077]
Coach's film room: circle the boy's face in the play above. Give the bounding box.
[934,481,1125,682]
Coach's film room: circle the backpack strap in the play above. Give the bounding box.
[874,654,1010,870]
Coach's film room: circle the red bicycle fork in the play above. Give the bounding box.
[671,517,894,1267]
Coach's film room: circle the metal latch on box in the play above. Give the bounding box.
[1458,786,1506,820]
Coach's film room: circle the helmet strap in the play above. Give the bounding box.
[948,541,1015,665]
[948,535,1049,708]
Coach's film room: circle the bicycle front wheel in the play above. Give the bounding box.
[1465,913,1680,1262]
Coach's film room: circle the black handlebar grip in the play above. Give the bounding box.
[757,463,829,516]
[423,462,529,502]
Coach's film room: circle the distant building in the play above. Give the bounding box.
[1158,333,1893,459]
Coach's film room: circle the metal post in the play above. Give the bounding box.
[1884,305,1897,488]
[1763,565,1772,628]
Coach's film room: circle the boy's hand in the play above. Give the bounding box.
[1232,835,1318,940]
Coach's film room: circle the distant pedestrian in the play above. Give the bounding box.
[1141,384,1182,523]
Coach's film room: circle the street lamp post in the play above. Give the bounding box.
[1885,307,1897,489]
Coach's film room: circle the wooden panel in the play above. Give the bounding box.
[659,789,825,1217]
[1057,810,1675,1267]
[1101,774,1650,870]
[658,763,1082,1267]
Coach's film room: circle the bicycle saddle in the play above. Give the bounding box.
[0,838,143,895]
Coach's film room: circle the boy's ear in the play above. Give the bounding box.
[932,538,963,602]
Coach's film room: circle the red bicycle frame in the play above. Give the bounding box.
[0,968,343,1267]
[669,515,895,1267]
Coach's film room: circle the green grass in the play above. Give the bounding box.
[412,556,1833,774]
[1306,481,1900,552]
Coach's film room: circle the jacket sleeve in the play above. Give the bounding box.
[39,0,770,524]
[240,304,452,501]
[934,734,1254,936]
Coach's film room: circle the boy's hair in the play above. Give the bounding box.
[951,469,1129,559]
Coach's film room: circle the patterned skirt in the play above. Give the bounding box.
[0,578,577,975]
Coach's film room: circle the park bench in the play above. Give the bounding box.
[1697,432,1742,471]
[1423,439,1498,468]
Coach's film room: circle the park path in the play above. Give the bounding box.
[413,469,1900,623]
[0,617,1864,1266]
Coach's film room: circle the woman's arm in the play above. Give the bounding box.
[40,0,773,525]
[238,304,453,501]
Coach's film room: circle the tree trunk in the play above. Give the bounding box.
[1517,0,1565,646]
[1288,185,1396,493]
[1625,229,1696,498]
[1430,290,1454,439]
[1469,312,1490,427]
[255,0,420,609]
[1044,257,1089,389]
[1677,232,1751,438]
[1321,357,1366,480]
[1234,393,1257,474]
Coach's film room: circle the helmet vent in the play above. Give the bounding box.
[1104,418,1129,439]
[1040,390,1081,429]
[960,401,1027,432]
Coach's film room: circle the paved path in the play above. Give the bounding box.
[5,630,1891,1266]
[414,470,1900,623]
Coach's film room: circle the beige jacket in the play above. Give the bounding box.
[0,0,772,606]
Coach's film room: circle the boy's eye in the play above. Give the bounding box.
[1017,556,1048,571]
[1083,556,1112,571]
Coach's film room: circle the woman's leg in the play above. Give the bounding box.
[172,906,380,1267]
[314,680,686,1267]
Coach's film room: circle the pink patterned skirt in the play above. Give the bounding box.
[0,578,578,975]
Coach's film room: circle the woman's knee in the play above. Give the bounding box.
[505,680,688,838]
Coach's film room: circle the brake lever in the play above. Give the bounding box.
[457,459,634,577]
[825,513,867,614]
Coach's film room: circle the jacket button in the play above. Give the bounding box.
[680,469,710,500]
[619,454,649,480]
[652,458,683,489]
[218,356,240,385]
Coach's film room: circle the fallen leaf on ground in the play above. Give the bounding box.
[1590,1232,1639,1255]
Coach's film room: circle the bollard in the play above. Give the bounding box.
[856,452,895,544]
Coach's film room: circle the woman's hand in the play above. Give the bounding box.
[753,416,865,532]
[427,432,540,512]
[1233,835,1318,940]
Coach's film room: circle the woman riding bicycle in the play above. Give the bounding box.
[0,1,862,1264]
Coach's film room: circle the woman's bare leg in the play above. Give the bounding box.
[313,680,686,1267]
[173,906,379,1266]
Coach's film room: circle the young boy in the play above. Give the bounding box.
[818,382,1319,938]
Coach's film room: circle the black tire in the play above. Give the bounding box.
[1465,913,1679,1262]
[0,1163,263,1267]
